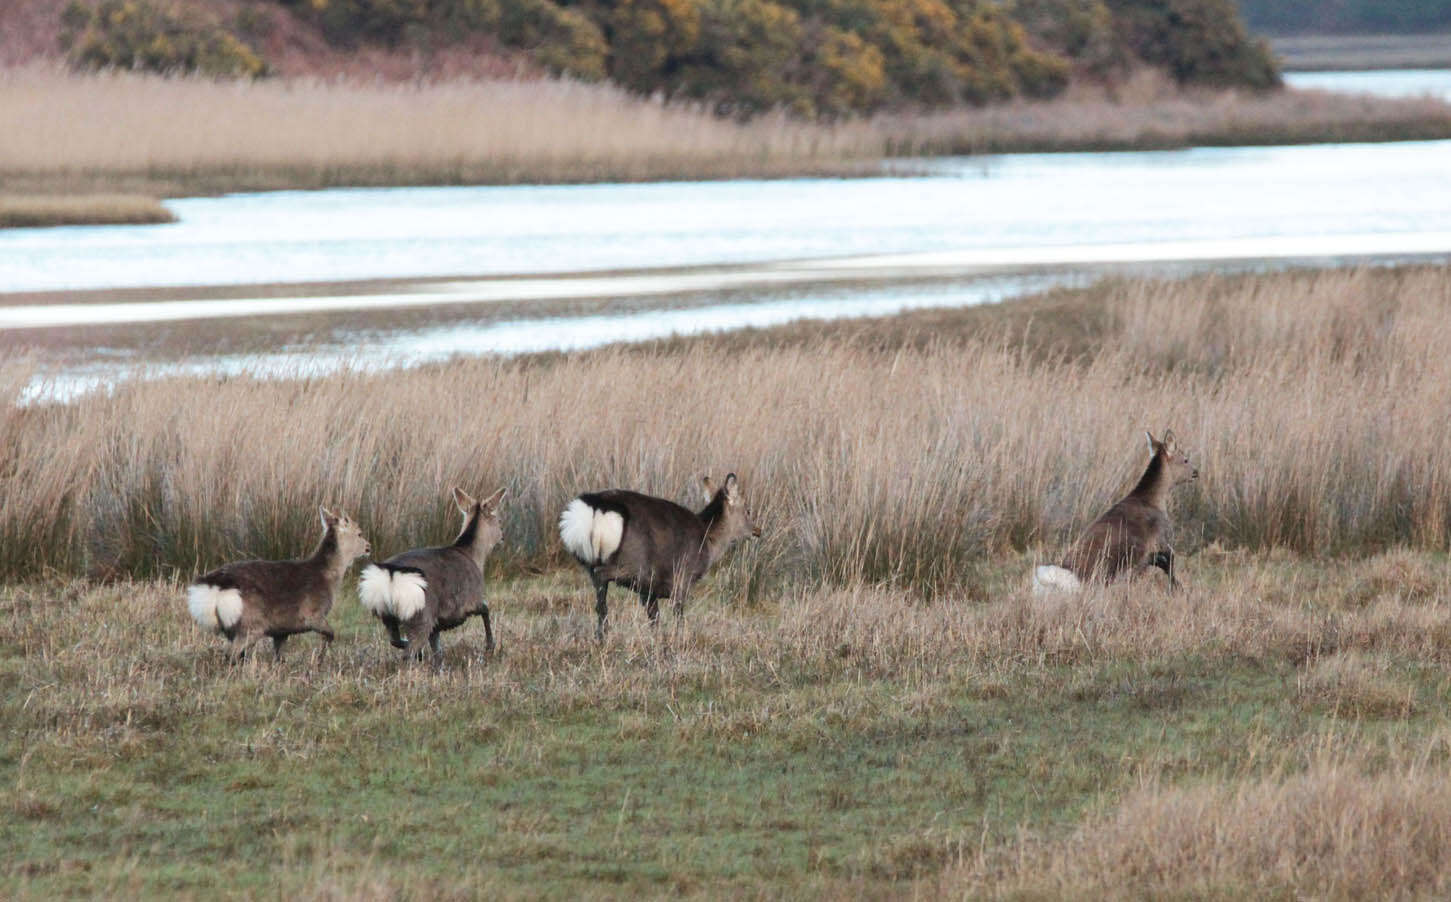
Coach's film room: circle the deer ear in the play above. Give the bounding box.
[724,473,740,501]
[702,476,716,502]
[320,506,338,529]
[1145,431,1157,453]
[1161,429,1177,450]
[452,487,477,513]
[483,486,507,510]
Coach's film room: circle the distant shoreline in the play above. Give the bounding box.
[1271,33,1451,71]
[3,67,1451,228]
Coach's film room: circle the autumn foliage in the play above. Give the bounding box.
[52,0,1278,115]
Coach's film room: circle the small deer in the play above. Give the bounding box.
[358,487,507,661]
[1034,430,1198,594]
[186,507,371,661]
[559,473,761,640]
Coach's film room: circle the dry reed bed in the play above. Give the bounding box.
[885,69,1451,153]
[0,67,881,191]
[4,266,1451,589]
[3,67,1450,195]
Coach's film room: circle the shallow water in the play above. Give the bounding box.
[4,129,1451,400]
[21,276,1065,403]
[1284,68,1451,100]
[3,140,1450,296]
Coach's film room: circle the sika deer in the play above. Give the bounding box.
[559,473,760,640]
[1034,430,1198,594]
[186,508,371,661]
[358,487,507,661]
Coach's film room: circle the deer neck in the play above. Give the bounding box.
[1130,454,1171,510]
[697,496,735,567]
[309,527,349,587]
[453,511,489,567]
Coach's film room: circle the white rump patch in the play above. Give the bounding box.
[358,564,429,620]
[1032,565,1082,597]
[187,584,243,632]
[559,499,624,565]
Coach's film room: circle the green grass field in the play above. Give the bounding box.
[6,549,1451,898]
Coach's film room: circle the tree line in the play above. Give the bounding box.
[60,0,1280,115]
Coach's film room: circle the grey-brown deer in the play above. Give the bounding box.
[1034,430,1198,594]
[358,487,506,661]
[559,473,760,640]
[186,507,371,661]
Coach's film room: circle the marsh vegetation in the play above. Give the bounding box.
[3,66,1450,203]
[4,263,1451,896]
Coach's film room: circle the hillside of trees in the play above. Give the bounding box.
[1236,0,1451,35]
[49,0,1280,116]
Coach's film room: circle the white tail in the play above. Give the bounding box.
[559,498,624,565]
[187,584,243,633]
[358,564,429,620]
[1032,564,1082,597]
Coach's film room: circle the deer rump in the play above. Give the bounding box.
[560,491,707,598]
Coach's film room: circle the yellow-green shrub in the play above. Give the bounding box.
[60,0,268,78]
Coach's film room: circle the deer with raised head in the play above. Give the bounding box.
[559,473,761,640]
[358,487,507,661]
[1034,430,1198,594]
[186,508,371,661]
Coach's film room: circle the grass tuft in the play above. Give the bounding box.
[0,194,174,228]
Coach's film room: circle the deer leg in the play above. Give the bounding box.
[591,573,610,642]
[403,618,432,662]
[428,628,443,667]
[477,603,495,653]
[643,592,661,626]
[231,630,263,665]
[271,634,288,662]
[1150,549,1178,589]
[383,615,409,650]
[305,617,336,645]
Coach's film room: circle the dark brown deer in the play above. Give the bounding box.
[186,508,371,661]
[1034,430,1198,594]
[358,487,507,662]
[559,473,760,640]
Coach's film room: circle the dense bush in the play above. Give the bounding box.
[1011,0,1126,78]
[266,0,1073,114]
[55,0,1278,112]
[1106,0,1279,89]
[60,0,268,77]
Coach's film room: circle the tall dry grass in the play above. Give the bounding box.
[945,758,1451,898]
[2,265,1449,590]
[3,66,1449,196]
[0,66,883,192]
[886,68,1451,154]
